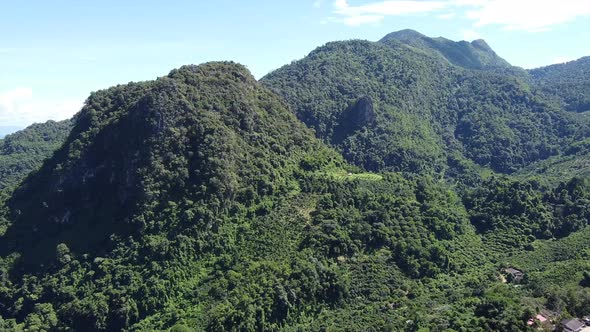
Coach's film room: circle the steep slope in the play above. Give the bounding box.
[262,31,588,175]
[0,62,477,331]
[264,39,451,174]
[0,120,72,191]
[529,56,590,113]
[0,62,338,330]
[2,62,334,265]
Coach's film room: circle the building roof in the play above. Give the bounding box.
[506,268,523,275]
[562,318,585,331]
[528,314,549,325]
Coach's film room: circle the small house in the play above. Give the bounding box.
[505,267,524,283]
[527,314,548,326]
[560,318,585,332]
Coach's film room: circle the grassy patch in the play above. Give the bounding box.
[319,169,383,182]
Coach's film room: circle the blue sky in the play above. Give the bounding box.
[1,0,589,131]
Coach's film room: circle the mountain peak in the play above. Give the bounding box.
[379,29,509,70]
[471,39,493,52]
[168,61,257,85]
[3,61,326,268]
[379,29,426,43]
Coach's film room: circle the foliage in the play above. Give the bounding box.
[262,32,588,175]
[379,29,512,70]
[0,120,72,191]
[465,176,590,248]
[529,56,590,113]
[0,30,589,331]
[516,136,590,186]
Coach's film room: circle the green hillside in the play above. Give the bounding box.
[379,29,512,70]
[529,56,590,113]
[262,32,588,175]
[0,31,589,332]
[0,62,484,331]
[0,120,72,192]
[517,137,590,186]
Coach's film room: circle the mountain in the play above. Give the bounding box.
[379,29,511,70]
[0,62,479,331]
[2,61,337,266]
[0,120,72,192]
[0,31,590,332]
[261,32,588,175]
[529,56,590,113]
[0,62,340,330]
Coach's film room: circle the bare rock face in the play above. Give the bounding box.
[332,96,376,144]
[352,96,376,127]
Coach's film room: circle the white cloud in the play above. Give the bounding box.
[449,0,487,6]
[329,0,590,31]
[0,87,82,126]
[0,88,33,105]
[334,0,448,15]
[313,0,322,8]
[466,0,590,32]
[438,12,456,19]
[461,29,481,40]
[343,14,385,25]
[333,0,449,26]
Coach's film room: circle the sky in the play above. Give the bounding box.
[1,0,589,132]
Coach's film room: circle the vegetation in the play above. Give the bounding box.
[379,29,512,70]
[0,120,72,191]
[529,56,590,113]
[517,136,590,186]
[262,30,588,175]
[465,176,590,247]
[0,30,589,331]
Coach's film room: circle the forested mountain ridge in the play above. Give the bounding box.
[0,62,478,331]
[0,62,336,330]
[0,120,72,192]
[0,30,589,331]
[261,32,589,176]
[1,61,340,265]
[529,56,590,113]
[379,29,511,70]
